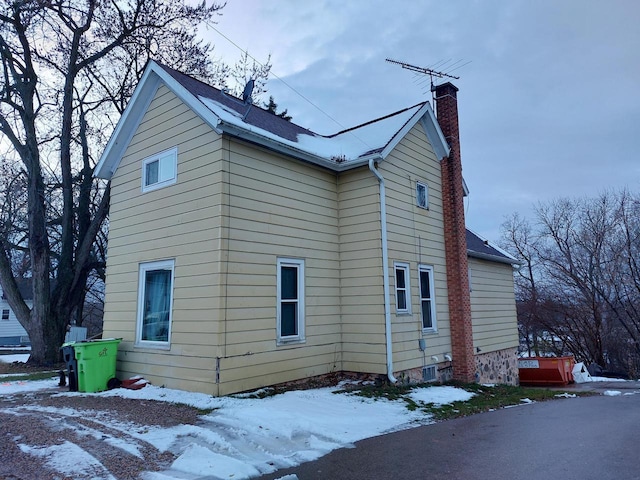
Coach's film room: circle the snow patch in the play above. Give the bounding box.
[409,386,476,405]
[0,353,30,364]
[19,441,116,479]
[555,393,577,398]
[0,377,59,393]
[171,443,261,477]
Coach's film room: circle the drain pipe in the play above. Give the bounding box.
[368,159,397,384]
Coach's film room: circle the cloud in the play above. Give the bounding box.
[206,0,640,241]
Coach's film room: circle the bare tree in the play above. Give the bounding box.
[501,213,544,356]
[502,191,640,377]
[0,0,271,365]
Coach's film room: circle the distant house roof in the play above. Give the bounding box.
[466,229,520,266]
[0,278,32,301]
[95,61,450,179]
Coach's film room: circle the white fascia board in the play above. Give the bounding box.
[94,66,160,179]
[218,121,343,171]
[94,61,224,180]
[463,176,470,196]
[419,103,450,161]
[218,120,384,172]
[379,103,433,160]
[467,250,522,266]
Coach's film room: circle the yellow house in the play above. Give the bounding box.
[94,61,520,396]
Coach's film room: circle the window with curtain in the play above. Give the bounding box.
[137,260,174,345]
[277,258,305,344]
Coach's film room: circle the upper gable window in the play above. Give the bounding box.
[142,147,177,193]
[1,309,9,321]
[416,181,428,209]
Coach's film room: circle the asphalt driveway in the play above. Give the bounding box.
[260,383,640,480]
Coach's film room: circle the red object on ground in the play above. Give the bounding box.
[121,378,147,390]
[518,356,575,386]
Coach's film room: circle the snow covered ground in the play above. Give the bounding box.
[0,353,31,363]
[1,376,463,479]
[1,352,637,480]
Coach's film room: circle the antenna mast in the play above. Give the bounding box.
[385,58,460,80]
[386,58,463,106]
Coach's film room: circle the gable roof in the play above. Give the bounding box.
[95,61,450,179]
[466,229,521,266]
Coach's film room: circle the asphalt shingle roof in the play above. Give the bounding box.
[466,229,518,265]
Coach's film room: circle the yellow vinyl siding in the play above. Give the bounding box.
[102,81,517,394]
[379,124,452,372]
[102,85,225,394]
[469,257,519,352]
[338,167,387,374]
[216,138,342,393]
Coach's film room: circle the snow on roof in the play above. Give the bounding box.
[198,95,425,164]
[95,61,450,178]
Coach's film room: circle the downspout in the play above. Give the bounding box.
[368,159,397,383]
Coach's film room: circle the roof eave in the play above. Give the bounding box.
[218,121,367,172]
[94,61,225,180]
[377,102,447,161]
[94,66,161,179]
[419,103,450,161]
[467,250,523,266]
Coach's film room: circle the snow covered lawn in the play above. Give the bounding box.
[1,352,635,480]
[0,366,476,480]
[0,352,31,364]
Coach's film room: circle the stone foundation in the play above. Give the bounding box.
[394,362,455,385]
[475,347,519,385]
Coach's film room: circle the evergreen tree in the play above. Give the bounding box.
[264,96,292,121]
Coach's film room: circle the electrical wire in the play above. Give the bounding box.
[205,21,350,133]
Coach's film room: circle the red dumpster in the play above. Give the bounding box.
[518,356,575,386]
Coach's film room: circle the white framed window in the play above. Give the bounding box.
[394,262,411,314]
[142,147,177,192]
[416,181,428,209]
[1,309,9,321]
[277,258,305,344]
[136,259,175,347]
[419,264,437,332]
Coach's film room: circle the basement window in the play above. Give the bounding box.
[142,147,177,192]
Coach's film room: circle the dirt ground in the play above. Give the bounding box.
[0,360,206,480]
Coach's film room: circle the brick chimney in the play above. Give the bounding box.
[434,82,475,382]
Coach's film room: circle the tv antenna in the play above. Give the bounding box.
[386,58,468,104]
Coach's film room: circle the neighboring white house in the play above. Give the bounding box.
[0,281,31,346]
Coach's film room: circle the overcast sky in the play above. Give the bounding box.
[202,0,639,242]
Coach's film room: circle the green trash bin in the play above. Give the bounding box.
[71,338,122,393]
